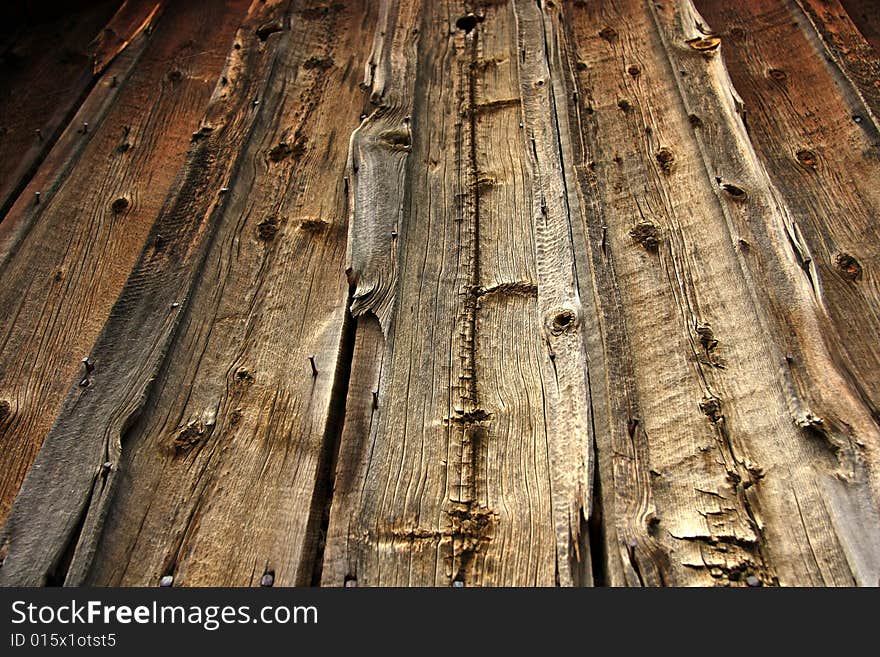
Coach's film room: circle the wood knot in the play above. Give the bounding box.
[546,307,578,335]
[304,55,333,70]
[379,128,411,150]
[686,36,721,52]
[695,322,718,352]
[688,113,702,127]
[173,417,213,455]
[455,13,481,34]
[268,137,306,162]
[629,222,660,252]
[110,196,129,213]
[834,252,862,280]
[235,368,254,384]
[575,61,588,71]
[599,27,618,42]
[768,68,787,82]
[257,216,281,240]
[0,399,11,423]
[617,98,631,112]
[699,396,723,423]
[795,149,818,168]
[655,147,675,172]
[190,126,213,142]
[627,65,641,77]
[721,183,747,200]
[167,70,183,82]
[256,20,283,42]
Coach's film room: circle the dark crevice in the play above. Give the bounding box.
[305,295,357,587]
[445,0,483,582]
[44,475,97,586]
[585,369,608,587]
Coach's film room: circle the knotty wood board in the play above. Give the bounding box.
[1,0,879,587]
[88,0,375,587]
[0,0,251,581]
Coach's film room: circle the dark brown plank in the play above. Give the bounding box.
[0,0,122,219]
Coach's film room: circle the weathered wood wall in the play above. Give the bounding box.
[1,0,879,586]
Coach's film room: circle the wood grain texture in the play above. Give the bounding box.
[0,0,248,530]
[90,0,165,76]
[691,0,880,584]
[322,0,594,587]
[1,0,880,587]
[650,0,880,584]
[840,0,880,55]
[86,0,374,587]
[0,0,257,585]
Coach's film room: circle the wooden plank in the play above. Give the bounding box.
[0,0,244,526]
[322,0,594,586]
[0,0,257,586]
[0,1,166,271]
[522,0,880,585]
[0,0,879,589]
[86,0,375,587]
[0,0,122,220]
[643,0,880,584]
[691,0,880,585]
[556,0,782,586]
[796,0,880,123]
[512,0,595,586]
[90,0,165,76]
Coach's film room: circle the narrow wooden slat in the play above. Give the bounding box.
[796,0,880,123]
[0,0,121,219]
[90,0,165,76]
[557,0,782,586]
[531,0,880,585]
[0,0,266,586]
[0,21,150,271]
[87,0,375,587]
[511,0,594,586]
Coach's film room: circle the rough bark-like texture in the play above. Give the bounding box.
[1,0,879,587]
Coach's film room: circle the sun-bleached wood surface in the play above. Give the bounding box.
[1,0,879,586]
